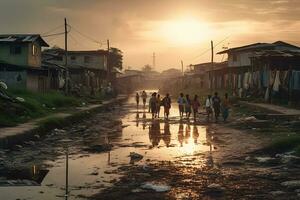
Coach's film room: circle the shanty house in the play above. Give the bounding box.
[217,41,300,103]
[42,48,108,95]
[0,34,49,92]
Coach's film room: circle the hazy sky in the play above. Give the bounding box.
[1,0,300,71]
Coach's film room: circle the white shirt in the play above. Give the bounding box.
[205,98,212,107]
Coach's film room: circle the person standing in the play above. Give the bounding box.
[149,92,158,118]
[156,94,162,118]
[162,93,171,119]
[205,95,213,122]
[141,91,147,108]
[212,92,221,122]
[192,95,200,122]
[135,92,140,106]
[222,93,230,122]
[185,94,192,119]
[177,93,185,118]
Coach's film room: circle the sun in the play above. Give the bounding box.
[160,18,212,45]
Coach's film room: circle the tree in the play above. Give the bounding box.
[142,64,153,72]
[108,47,123,70]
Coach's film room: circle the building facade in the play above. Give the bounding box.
[0,34,49,92]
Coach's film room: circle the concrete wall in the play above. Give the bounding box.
[0,44,28,66]
[0,70,27,89]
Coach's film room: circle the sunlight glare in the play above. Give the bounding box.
[160,18,212,45]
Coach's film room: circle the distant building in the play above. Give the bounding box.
[0,34,50,92]
[191,62,228,89]
[161,68,182,78]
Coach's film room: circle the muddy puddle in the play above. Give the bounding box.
[0,91,213,200]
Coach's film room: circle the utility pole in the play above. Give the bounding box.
[64,18,69,94]
[152,52,156,69]
[211,40,214,92]
[181,60,184,89]
[107,39,110,82]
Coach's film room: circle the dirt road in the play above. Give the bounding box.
[0,92,299,199]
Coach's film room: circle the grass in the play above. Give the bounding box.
[0,89,81,127]
[264,135,300,156]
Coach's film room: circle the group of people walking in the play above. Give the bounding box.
[204,92,230,122]
[135,91,230,122]
[136,91,171,119]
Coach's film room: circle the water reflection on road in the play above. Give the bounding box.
[0,91,213,200]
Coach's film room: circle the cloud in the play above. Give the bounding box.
[0,0,300,69]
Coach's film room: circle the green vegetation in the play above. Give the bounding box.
[0,89,81,127]
[264,135,300,156]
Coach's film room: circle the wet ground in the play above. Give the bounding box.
[0,91,300,199]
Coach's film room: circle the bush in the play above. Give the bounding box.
[264,135,300,155]
[0,89,81,127]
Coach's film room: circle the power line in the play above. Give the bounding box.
[42,24,64,35]
[191,36,230,61]
[42,32,65,37]
[42,25,71,37]
[68,24,102,46]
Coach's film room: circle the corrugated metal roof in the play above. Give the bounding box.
[251,49,300,58]
[0,34,49,47]
[217,41,300,54]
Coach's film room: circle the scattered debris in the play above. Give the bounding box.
[255,156,274,163]
[141,182,171,192]
[270,191,285,196]
[129,152,143,163]
[206,183,225,193]
[281,180,300,188]
[15,97,25,102]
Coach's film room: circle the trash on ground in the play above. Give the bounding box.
[281,180,300,188]
[206,183,225,193]
[141,182,171,192]
[129,152,143,163]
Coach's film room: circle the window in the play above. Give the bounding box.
[70,56,76,61]
[232,54,237,62]
[10,45,22,55]
[84,56,91,63]
[32,44,38,56]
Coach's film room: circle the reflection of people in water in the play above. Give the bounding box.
[192,125,199,144]
[184,124,191,144]
[142,110,146,130]
[136,110,139,127]
[178,122,184,147]
[206,128,214,168]
[149,120,161,147]
[163,122,171,147]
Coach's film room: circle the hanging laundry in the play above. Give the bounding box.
[238,74,242,88]
[292,71,300,90]
[269,70,276,86]
[264,87,270,101]
[248,72,253,88]
[243,72,249,89]
[273,70,280,92]
[262,67,269,87]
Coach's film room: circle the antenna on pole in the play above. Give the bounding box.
[152,52,156,69]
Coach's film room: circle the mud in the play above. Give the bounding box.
[0,92,300,199]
